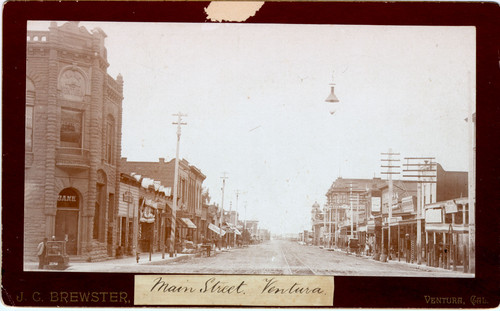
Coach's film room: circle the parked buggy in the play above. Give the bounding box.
[348,238,359,255]
[45,241,69,269]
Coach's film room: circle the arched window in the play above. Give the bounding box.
[26,78,35,152]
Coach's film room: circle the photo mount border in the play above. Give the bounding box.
[3,1,499,308]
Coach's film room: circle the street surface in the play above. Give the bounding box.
[45,239,470,277]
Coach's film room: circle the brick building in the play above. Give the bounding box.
[324,177,387,249]
[120,157,206,244]
[25,22,123,261]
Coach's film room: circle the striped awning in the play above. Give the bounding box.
[181,218,197,229]
[224,222,241,235]
[208,223,226,236]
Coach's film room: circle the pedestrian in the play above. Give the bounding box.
[202,236,211,257]
[37,238,48,269]
[405,234,411,263]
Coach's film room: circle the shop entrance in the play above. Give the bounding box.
[55,188,79,255]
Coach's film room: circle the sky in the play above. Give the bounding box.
[28,21,475,235]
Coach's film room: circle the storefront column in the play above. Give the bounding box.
[442,232,446,269]
[381,227,385,256]
[432,232,436,267]
[160,215,165,259]
[425,231,429,265]
[397,225,400,262]
[443,232,450,269]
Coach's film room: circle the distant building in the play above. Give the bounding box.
[25,22,123,260]
[245,220,259,240]
[258,228,271,241]
[310,201,323,246]
[325,177,387,249]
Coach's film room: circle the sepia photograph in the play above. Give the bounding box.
[24,20,475,278]
[3,0,499,308]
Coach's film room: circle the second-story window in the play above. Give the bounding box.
[26,78,35,152]
[106,116,115,164]
[60,108,83,149]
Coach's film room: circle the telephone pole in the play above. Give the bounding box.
[169,112,187,257]
[467,70,475,274]
[235,190,246,247]
[244,201,248,245]
[219,172,228,249]
[381,149,400,260]
[403,156,436,265]
[348,182,355,239]
[228,201,233,247]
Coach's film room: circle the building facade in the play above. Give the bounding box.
[310,201,323,246]
[120,157,206,244]
[320,163,468,270]
[117,173,141,255]
[325,177,386,249]
[25,22,123,261]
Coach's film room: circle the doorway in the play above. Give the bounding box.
[55,188,80,255]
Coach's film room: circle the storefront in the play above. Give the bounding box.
[55,188,80,255]
[224,222,241,247]
[138,200,156,253]
[207,223,226,243]
[118,174,140,255]
[425,198,469,271]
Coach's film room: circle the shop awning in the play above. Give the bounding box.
[181,218,197,229]
[145,199,158,209]
[223,222,242,235]
[426,223,469,233]
[208,223,226,236]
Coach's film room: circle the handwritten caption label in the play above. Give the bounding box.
[134,275,334,306]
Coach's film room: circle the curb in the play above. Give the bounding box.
[319,246,469,275]
[140,254,195,265]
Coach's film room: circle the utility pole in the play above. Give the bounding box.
[356,192,360,240]
[328,203,332,249]
[235,190,245,247]
[244,201,247,245]
[228,201,233,248]
[323,205,327,248]
[219,172,228,250]
[170,112,187,257]
[381,149,400,260]
[335,197,339,248]
[403,157,436,265]
[348,182,355,240]
[467,70,475,274]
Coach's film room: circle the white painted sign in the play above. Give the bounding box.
[371,197,381,212]
[425,208,442,223]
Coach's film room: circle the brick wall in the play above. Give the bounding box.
[25,22,123,262]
